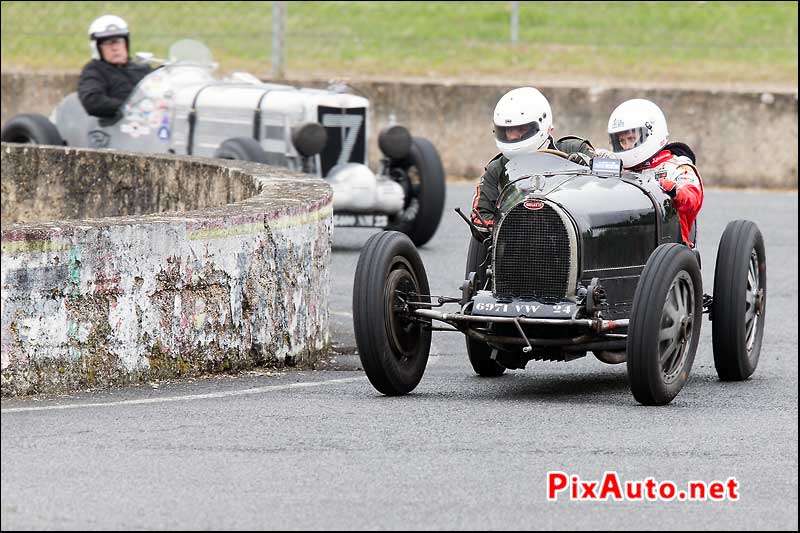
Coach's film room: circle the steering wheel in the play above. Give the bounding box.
[536,148,571,159]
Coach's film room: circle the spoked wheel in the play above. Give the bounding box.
[659,272,696,383]
[385,137,446,247]
[353,231,432,395]
[463,237,505,377]
[712,220,767,380]
[628,244,703,405]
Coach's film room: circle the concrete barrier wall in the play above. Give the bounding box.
[361,81,798,190]
[1,144,332,396]
[1,144,260,225]
[2,70,797,189]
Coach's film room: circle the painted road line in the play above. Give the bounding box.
[1,376,367,414]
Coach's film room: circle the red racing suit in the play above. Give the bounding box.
[632,144,704,247]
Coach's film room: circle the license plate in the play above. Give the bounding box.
[472,295,576,318]
[333,214,387,228]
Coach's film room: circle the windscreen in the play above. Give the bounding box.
[168,39,214,65]
[497,152,587,215]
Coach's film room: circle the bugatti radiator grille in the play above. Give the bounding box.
[493,202,573,300]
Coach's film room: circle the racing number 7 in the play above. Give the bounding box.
[321,112,363,166]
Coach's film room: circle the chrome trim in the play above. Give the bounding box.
[414,309,627,332]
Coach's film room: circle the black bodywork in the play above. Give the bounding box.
[353,150,765,403]
[503,156,681,319]
[418,152,684,364]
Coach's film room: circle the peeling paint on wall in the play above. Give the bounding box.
[1,144,333,396]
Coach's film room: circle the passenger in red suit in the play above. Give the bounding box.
[605,99,704,247]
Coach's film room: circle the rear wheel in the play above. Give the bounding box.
[353,231,432,395]
[385,137,446,247]
[627,244,702,405]
[464,237,506,377]
[213,137,269,163]
[712,220,766,381]
[1,113,64,145]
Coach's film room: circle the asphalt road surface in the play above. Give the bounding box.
[2,184,797,530]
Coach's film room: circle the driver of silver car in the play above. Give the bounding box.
[78,14,152,118]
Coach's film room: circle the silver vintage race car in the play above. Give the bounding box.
[352,151,766,405]
[1,39,446,246]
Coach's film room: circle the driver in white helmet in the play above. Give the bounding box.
[471,87,597,232]
[78,15,152,118]
[607,98,704,247]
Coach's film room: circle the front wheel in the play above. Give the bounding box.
[627,244,703,405]
[712,220,766,381]
[385,137,446,247]
[353,231,432,395]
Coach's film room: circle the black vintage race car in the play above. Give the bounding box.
[352,151,766,405]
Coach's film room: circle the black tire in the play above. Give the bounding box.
[627,244,703,405]
[213,137,269,163]
[464,237,505,377]
[712,220,766,381]
[385,136,446,247]
[1,113,64,145]
[353,231,432,395]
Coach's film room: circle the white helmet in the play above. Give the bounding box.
[607,99,669,169]
[88,15,129,60]
[493,87,553,159]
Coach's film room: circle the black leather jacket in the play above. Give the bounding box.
[78,59,152,118]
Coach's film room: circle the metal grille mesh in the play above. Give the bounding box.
[494,202,571,300]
